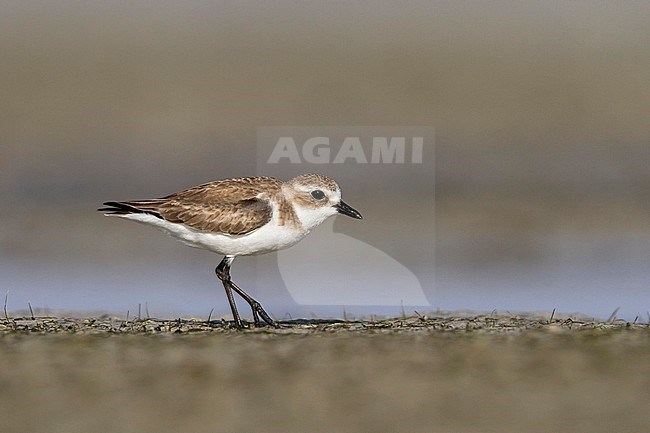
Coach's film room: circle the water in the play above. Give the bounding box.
[2,206,649,321]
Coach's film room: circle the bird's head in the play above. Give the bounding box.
[283,173,362,230]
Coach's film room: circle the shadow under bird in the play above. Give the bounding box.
[99,173,362,328]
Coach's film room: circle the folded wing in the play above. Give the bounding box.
[100,177,282,235]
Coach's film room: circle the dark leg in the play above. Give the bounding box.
[228,280,276,327]
[215,256,243,328]
[215,256,276,328]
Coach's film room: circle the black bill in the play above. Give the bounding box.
[335,200,363,220]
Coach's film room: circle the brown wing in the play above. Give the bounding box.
[124,177,282,235]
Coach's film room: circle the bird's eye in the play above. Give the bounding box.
[310,190,326,200]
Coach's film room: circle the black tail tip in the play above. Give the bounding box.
[97,201,163,219]
[98,201,127,213]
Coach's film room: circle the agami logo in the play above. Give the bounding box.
[257,125,435,309]
[267,136,424,164]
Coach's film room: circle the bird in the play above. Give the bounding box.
[99,173,362,328]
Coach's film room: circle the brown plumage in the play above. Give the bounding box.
[101,176,286,235]
[286,173,339,191]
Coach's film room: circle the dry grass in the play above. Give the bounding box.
[0,313,647,334]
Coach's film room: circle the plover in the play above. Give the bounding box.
[99,173,362,328]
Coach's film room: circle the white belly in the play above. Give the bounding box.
[118,213,309,256]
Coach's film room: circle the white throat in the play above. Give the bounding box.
[292,202,338,231]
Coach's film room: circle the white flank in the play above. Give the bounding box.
[113,210,311,256]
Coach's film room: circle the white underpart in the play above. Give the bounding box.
[109,194,339,256]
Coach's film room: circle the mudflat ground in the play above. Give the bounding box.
[1,315,649,433]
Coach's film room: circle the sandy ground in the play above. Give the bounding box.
[1,315,649,433]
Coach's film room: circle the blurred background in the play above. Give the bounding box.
[1,0,649,320]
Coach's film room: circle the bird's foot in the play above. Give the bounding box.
[250,302,277,327]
